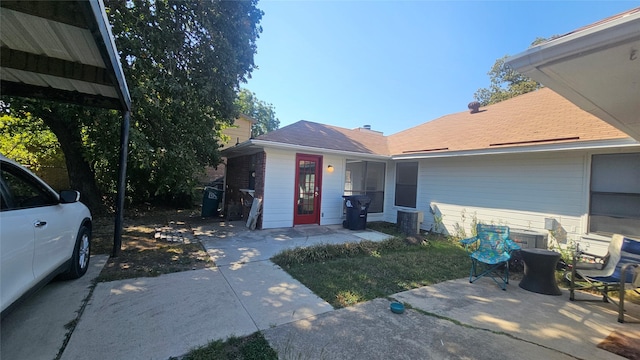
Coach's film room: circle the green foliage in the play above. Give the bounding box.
[0,114,63,170]
[452,209,479,240]
[473,55,542,106]
[272,237,409,267]
[3,100,119,212]
[473,38,551,106]
[429,205,444,234]
[101,0,264,206]
[236,88,280,137]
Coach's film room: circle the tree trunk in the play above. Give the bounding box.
[38,108,106,214]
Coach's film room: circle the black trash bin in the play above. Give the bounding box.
[342,195,371,230]
[201,186,223,217]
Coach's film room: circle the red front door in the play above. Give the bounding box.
[294,154,322,225]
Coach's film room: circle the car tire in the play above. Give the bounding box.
[60,225,91,280]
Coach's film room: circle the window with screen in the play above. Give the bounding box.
[395,162,418,208]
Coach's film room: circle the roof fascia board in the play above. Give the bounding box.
[224,138,639,161]
[86,0,131,111]
[391,138,640,160]
[237,139,390,160]
[506,12,640,73]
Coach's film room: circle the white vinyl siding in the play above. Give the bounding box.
[385,152,587,241]
[262,148,296,228]
[319,154,348,226]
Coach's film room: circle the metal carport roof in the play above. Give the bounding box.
[1,0,131,255]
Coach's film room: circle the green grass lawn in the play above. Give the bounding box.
[171,332,277,360]
[271,231,470,308]
[177,223,469,358]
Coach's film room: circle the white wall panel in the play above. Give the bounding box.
[319,154,346,225]
[262,148,296,228]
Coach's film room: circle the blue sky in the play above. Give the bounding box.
[243,1,638,135]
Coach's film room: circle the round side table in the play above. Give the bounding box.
[519,248,562,295]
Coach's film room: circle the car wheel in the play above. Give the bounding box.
[61,225,91,280]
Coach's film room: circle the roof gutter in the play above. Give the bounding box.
[391,138,640,160]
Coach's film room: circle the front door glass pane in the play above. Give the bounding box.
[298,160,316,215]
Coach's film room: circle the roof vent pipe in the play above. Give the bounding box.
[468,101,481,114]
[363,125,371,130]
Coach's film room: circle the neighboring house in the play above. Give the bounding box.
[222,87,640,255]
[202,114,256,184]
[219,114,256,151]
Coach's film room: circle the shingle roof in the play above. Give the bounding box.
[387,88,630,155]
[256,120,390,155]
[253,88,630,157]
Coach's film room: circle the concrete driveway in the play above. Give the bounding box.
[2,221,639,360]
[1,254,108,360]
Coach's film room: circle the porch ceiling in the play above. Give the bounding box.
[505,8,640,141]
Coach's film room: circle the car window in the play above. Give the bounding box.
[0,163,57,211]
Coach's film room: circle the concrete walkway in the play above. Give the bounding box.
[3,221,640,360]
[60,222,392,359]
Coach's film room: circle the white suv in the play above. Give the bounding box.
[1,155,92,316]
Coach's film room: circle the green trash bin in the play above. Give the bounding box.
[201,186,222,217]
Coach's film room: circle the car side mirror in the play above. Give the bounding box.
[59,190,80,204]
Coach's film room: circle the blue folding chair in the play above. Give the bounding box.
[460,224,521,290]
[570,234,640,323]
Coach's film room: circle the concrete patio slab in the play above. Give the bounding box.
[263,298,577,360]
[393,277,640,360]
[352,230,395,242]
[60,268,258,360]
[1,255,108,360]
[220,261,333,330]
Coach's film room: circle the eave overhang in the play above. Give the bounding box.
[223,138,640,162]
[221,139,390,161]
[505,8,640,141]
[391,138,640,160]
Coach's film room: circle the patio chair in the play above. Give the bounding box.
[569,234,640,323]
[460,224,521,291]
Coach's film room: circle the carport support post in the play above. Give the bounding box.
[112,110,130,257]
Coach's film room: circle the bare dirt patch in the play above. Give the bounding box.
[92,208,215,282]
